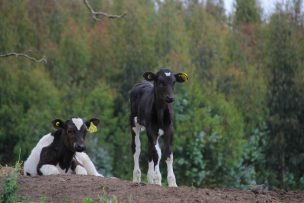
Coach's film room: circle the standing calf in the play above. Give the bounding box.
[129,68,188,187]
[24,117,102,176]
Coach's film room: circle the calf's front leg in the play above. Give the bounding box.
[166,153,177,187]
[71,158,88,175]
[75,165,88,175]
[39,164,60,175]
[164,129,177,187]
[147,134,162,186]
[75,152,102,176]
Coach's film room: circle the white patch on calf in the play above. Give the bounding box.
[147,137,162,185]
[24,133,54,176]
[134,116,138,124]
[154,139,162,185]
[75,165,88,175]
[158,129,164,136]
[56,163,73,174]
[132,117,142,183]
[75,152,103,176]
[147,161,155,184]
[166,153,177,187]
[72,118,84,130]
[164,72,171,77]
[40,164,60,175]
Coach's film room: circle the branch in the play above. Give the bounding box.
[0,52,47,64]
[83,0,126,21]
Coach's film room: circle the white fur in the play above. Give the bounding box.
[24,133,54,176]
[164,72,171,77]
[147,161,155,184]
[72,118,84,130]
[40,164,60,175]
[75,152,103,176]
[75,165,88,175]
[166,153,177,187]
[147,138,162,185]
[154,140,162,185]
[132,117,142,183]
[56,163,73,174]
[158,129,164,136]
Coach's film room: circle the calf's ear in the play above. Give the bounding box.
[175,72,189,83]
[86,118,100,133]
[143,72,156,81]
[52,119,64,129]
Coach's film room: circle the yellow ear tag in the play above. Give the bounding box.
[56,121,60,127]
[181,72,189,81]
[87,122,97,133]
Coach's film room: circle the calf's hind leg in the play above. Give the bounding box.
[131,117,141,183]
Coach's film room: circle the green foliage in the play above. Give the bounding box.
[0,61,60,163]
[0,159,22,203]
[174,79,245,187]
[265,10,304,189]
[109,0,157,99]
[0,0,36,51]
[234,0,261,25]
[1,171,18,203]
[83,83,117,176]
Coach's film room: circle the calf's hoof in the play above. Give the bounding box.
[154,172,162,186]
[167,176,177,187]
[133,169,141,183]
[147,171,154,184]
[75,166,88,175]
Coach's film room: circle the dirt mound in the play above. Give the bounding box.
[1,175,304,202]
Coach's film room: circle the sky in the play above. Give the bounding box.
[224,0,279,15]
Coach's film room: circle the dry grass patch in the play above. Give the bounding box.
[0,166,16,177]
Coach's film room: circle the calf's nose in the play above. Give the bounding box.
[166,96,175,103]
[75,144,86,152]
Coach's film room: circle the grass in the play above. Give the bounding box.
[83,195,120,203]
[0,158,22,203]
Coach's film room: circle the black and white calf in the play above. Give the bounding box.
[24,117,102,176]
[129,68,188,187]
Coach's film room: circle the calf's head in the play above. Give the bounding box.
[52,117,100,152]
[143,68,188,103]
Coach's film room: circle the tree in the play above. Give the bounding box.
[206,0,226,22]
[234,0,261,25]
[0,60,60,163]
[266,8,304,188]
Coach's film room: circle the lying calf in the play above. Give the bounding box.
[24,117,102,176]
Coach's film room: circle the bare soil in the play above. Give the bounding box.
[1,175,304,203]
